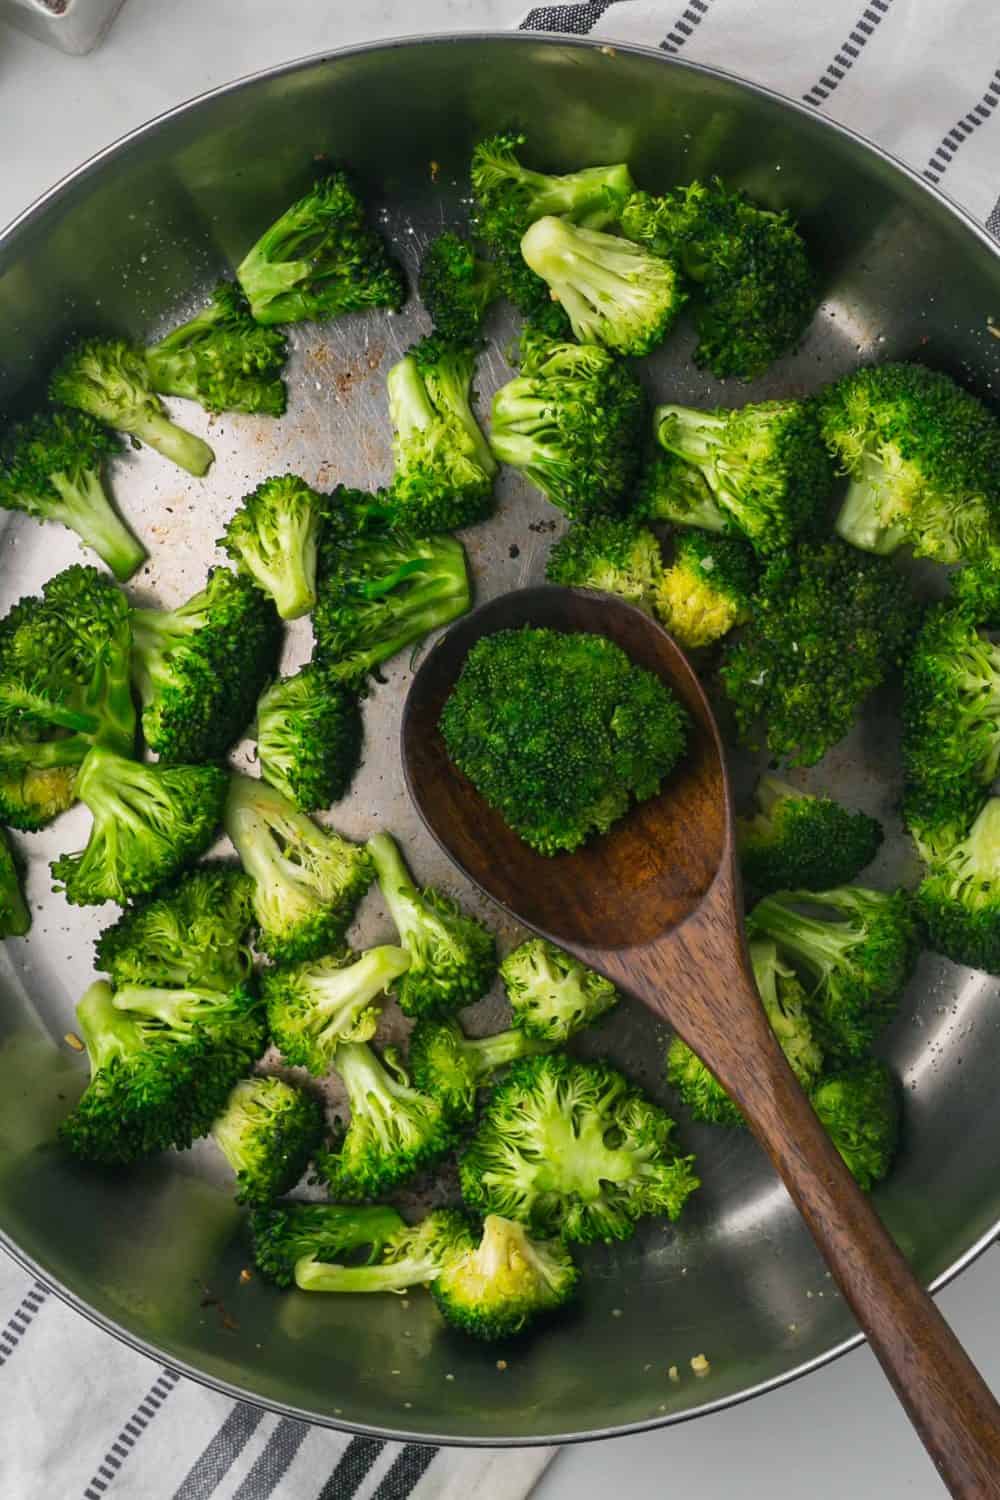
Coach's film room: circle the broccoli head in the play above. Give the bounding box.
[145,282,288,416]
[95,864,254,991]
[210,1076,325,1206]
[408,1017,552,1122]
[255,666,362,812]
[432,1213,579,1340]
[810,1060,900,1191]
[655,530,756,650]
[251,1200,407,1288]
[949,560,1000,624]
[293,1209,474,1295]
[737,775,884,896]
[418,231,500,344]
[262,945,410,1073]
[220,474,322,621]
[0,754,80,833]
[499,937,620,1043]
[916,796,1000,973]
[545,516,663,615]
[0,827,29,937]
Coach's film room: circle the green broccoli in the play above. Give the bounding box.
[316,1041,454,1201]
[499,937,620,1043]
[219,474,323,621]
[460,1054,698,1245]
[545,516,663,615]
[810,1060,900,1191]
[51,746,227,906]
[621,178,815,378]
[749,886,920,1061]
[489,330,647,519]
[262,945,411,1073]
[255,667,362,811]
[289,1209,473,1295]
[251,1200,407,1288]
[949,560,1000,624]
[916,796,1000,972]
[131,568,282,763]
[224,773,373,962]
[145,282,288,416]
[0,753,80,833]
[418,231,501,344]
[637,445,731,535]
[431,1213,579,1340]
[520,215,685,357]
[0,828,29,937]
[0,410,146,581]
[235,172,405,325]
[386,337,496,533]
[439,626,688,855]
[50,339,214,476]
[737,775,884,896]
[94,864,254,991]
[367,832,496,1017]
[721,539,917,766]
[818,362,1000,562]
[655,530,757,649]
[210,1076,325,1205]
[408,1017,552,1122]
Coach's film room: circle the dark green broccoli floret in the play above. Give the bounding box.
[131,568,281,764]
[262,945,410,1073]
[418,232,500,343]
[439,626,688,855]
[235,173,404,326]
[545,516,663,615]
[292,1209,474,1295]
[255,666,362,811]
[224,773,372,963]
[810,1060,900,1191]
[50,339,214,476]
[219,474,322,621]
[431,1213,579,1341]
[313,489,471,686]
[95,864,254,991]
[499,937,620,1043]
[460,1054,698,1245]
[408,1017,552,1122]
[0,410,145,581]
[387,337,496,532]
[749,886,919,1061]
[949,560,1000,624]
[0,828,29,937]
[367,832,496,1017]
[818,362,1000,562]
[316,1041,455,1202]
[655,530,757,649]
[721,539,917,766]
[51,745,227,906]
[251,1200,407,1288]
[916,796,1000,973]
[210,1076,324,1206]
[621,179,815,378]
[520,215,685,357]
[145,282,288,416]
[737,775,884,896]
[489,330,647,519]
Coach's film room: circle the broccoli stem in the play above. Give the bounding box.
[112,984,215,1026]
[655,406,726,469]
[335,1039,409,1118]
[427,358,498,479]
[387,357,435,442]
[294,1253,441,1294]
[366,833,424,946]
[755,774,801,818]
[127,408,214,477]
[834,452,908,554]
[464,1029,549,1077]
[752,895,853,973]
[48,470,147,582]
[75,979,144,1073]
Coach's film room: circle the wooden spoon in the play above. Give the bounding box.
[402,583,1000,1498]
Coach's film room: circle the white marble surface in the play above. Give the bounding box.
[3,3,1000,1496]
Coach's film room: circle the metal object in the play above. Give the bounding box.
[0,0,128,55]
[0,35,999,1448]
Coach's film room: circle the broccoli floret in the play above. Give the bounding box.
[636,445,729,533]
[367,832,496,1017]
[60,978,264,1164]
[292,1209,473,1295]
[749,886,919,1061]
[95,864,254,991]
[235,172,405,325]
[545,516,663,615]
[145,282,288,416]
[460,1054,698,1244]
[408,1017,552,1122]
[50,339,214,477]
[210,1076,325,1206]
[621,179,815,378]
[655,530,757,649]
[262,945,411,1073]
[810,1060,900,1191]
[386,337,496,533]
[737,775,884,896]
[666,938,823,1126]
[499,937,620,1043]
[0,410,146,581]
[431,1213,579,1340]
[916,796,1000,972]
[0,754,80,833]
[131,568,282,764]
[0,828,29,937]
[255,667,362,811]
[224,773,373,963]
[313,490,471,685]
[818,362,1000,562]
[219,474,322,621]
[51,746,227,907]
[251,1200,407,1288]
[316,1041,455,1201]
[721,539,917,766]
[489,331,646,519]
[949,560,1000,624]
[439,626,688,855]
[418,232,500,344]
[520,215,684,357]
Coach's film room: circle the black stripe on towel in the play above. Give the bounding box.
[82,1367,181,1499]
[369,1443,437,1500]
[661,0,715,55]
[923,67,1000,184]
[802,0,895,107]
[173,1402,265,1500]
[231,1417,311,1500]
[520,0,630,34]
[316,1436,386,1500]
[0,1280,49,1367]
